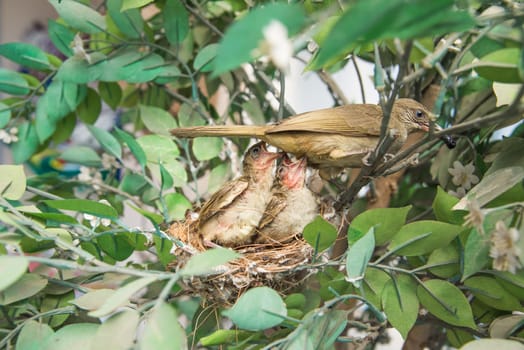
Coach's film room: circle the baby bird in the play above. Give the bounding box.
[255,155,320,244]
[198,142,281,247]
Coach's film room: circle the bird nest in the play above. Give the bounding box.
[166,215,316,306]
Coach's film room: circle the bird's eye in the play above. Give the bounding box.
[251,146,261,158]
[415,110,424,118]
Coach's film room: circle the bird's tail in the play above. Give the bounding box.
[171,125,268,140]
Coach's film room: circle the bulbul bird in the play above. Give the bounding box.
[197,141,281,247]
[171,99,455,177]
[255,155,320,244]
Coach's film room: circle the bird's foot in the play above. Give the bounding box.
[362,151,374,166]
[203,239,222,249]
[382,153,395,162]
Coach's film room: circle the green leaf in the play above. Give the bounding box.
[163,0,189,45]
[137,134,180,163]
[159,163,174,191]
[381,275,419,339]
[0,42,50,70]
[214,3,306,75]
[181,248,241,277]
[93,309,139,350]
[77,87,102,124]
[0,68,30,95]
[48,0,106,34]
[417,279,476,329]
[98,82,122,109]
[223,287,286,331]
[59,146,102,167]
[139,104,177,136]
[427,244,460,279]
[43,199,118,219]
[139,302,187,350]
[388,221,463,256]
[120,173,149,195]
[361,268,390,309]
[200,330,256,347]
[0,165,26,200]
[16,320,54,350]
[113,127,147,169]
[460,339,524,350]
[71,289,115,311]
[194,44,219,72]
[121,0,154,11]
[0,273,47,305]
[153,235,175,266]
[107,0,143,39]
[462,228,490,281]
[348,206,411,245]
[464,276,522,311]
[41,292,74,327]
[208,164,230,193]
[0,256,29,291]
[0,102,11,128]
[192,137,223,161]
[48,19,75,57]
[55,56,102,83]
[432,187,465,225]
[164,192,192,221]
[97,233,135,261]
[43,323,99,350]
[89,277,156,318]
[11,122,39,164]
[87,124,122,159]
[493,271,524,302]
[100,50,166,83]
[346,228,375,288]
[474,48,523,83]
[130,204,163,225]
[303,216,338,252]
[52,113,76,145]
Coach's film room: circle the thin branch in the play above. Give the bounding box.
[351,55,366,104]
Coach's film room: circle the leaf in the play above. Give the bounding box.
[97,233,135,261]
[59,146,102,167]
[223,287,286,331]
[417,279,476,329]
[432,187,465,225]
[361,267,390,309]
[0,273,48,305]
[100,50,166,83]
[43,323,99,350]
[139,104,177,136]
[87,125,122,159]
[0,42,50,70]
[77,88,102,124]
[194,44,219,72]
[192,137,223,161]
[427,244,460,279]
[163,0,189,45]
[107,0,143,39]
[287,309,348,350]
[0,164,26,200]
[48,0,106,34]
[48,19,75,57]
[153,236,175,266]
[71,289,115,311]
[493,271,524,301]
[489,315,524,338]
[113,127,147,169]
[214,3,306,75]
[119,174,149,195]
[121,0,154,11]
[303,216,338,252]
[462,228,490,281]
[11,122,39,164]
[346,228,375,288]
[348,206,411,245]
[89,276,156,318]
[55,57,102,83]
[0,68,30,95]
[129,204,164,225]
[200,330,256,347]
[0,102,11,128]
[43,199,118,219]
[381,275,419,339]
[164,193,192,221]
[98,82,122,110]
[460,339,524,350]
[388,220,463,256]
[16,320,54,350]
[474,48,523,83]
[181,248,241,277]
[92,309,139,350]
[464,276,522,311]
[139,302,187,350]
[159,163,174,191]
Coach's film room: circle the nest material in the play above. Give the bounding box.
[166,215,316,306]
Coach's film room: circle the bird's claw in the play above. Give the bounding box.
[362,152,374,166]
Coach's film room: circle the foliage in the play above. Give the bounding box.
[0,0,523,349]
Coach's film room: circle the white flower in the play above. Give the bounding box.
[259,20,293,72]
[101,154,119,169]
[448,161,479,190]
[463,199,485,233]
[0,127,19,144]
[71,33,91,64]
[83,200,112,228]
[77,166,102,190]
[448,186,466,198]
[489,221,522,273]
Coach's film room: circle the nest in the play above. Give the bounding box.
[166,215,316,306]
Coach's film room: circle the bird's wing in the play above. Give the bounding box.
[268,104,384,136]
[258,191,287,229]
[198,178,249,224]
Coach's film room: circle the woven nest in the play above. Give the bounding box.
[166,215,316,306]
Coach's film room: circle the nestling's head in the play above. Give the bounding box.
[276,155,307,190]
[393,98,436,133]
[243,141,282,174]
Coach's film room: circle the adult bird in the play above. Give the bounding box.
[171,99,454,178]
[197,142,282,247]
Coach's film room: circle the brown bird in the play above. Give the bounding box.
[255,155,320,244]
[197,141,281,247]
[172,99,454,177]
